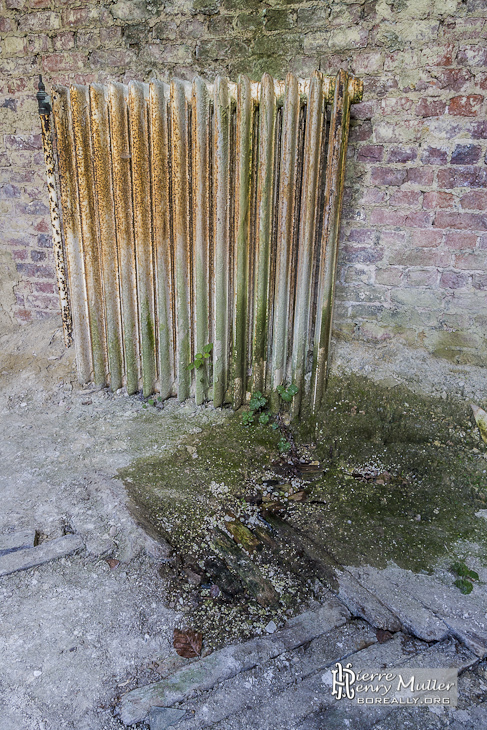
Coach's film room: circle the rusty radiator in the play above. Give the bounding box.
[39,71,362,414]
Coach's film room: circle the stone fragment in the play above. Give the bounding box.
[382,567,487,657]
[0,529,36,556]
[120,599,350,724]
[0,534,83,577]
[347,566,449,642]
[149,707,186,729]
[337,570,402,632]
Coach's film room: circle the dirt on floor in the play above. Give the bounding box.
[0,314,486,730]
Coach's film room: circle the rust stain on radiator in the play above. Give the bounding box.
[41,71,362,415]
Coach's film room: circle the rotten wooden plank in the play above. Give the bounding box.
[211,528,278,607]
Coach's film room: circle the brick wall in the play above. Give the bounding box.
[0,0,486,366]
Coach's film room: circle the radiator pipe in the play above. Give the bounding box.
[37,75,73,346]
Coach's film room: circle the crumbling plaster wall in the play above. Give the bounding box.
[0,0,486,367]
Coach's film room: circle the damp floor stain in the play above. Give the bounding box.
[119,374,487,648]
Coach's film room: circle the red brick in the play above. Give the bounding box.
[420,44,454,67]
[457,45,487,67]
[380,97,414,114]
[17,10,60,31]
[0,78,28,95]
[348,121,373,142]
[14,308,33,323]
[433,68,473,92]
[4,134,42,150]
[461,191,487,210]
[30,249,46,262]
[469,121,487,139]
[380,230,407,246]
[423,191,455,210]
[75,29,101,51]
[369,209,407,227]
[405,269,439,287]
[406,168,435,185]
[445,232,478,249]
[437,167,487,188]
[34,310,57,320]
[364,76,398,98]
[36,233,51,248]
[0,17,16,31]
[100,26,122,44]
[441,18,485,39]
[359,189,388,205]
[12,249,28,261]
[15,263,54,278]
[341,245,384,264]
[451,144,482,164]
[348,229,379,244]
[395,249,451,267]
[357,145,383,162]
[478,72,487,91]
[386,147,417,164]
[409,230,443,247]
[0,183,21,199]
[454,252,487,270]
[41,52,87,72]
[29,0,51,7]
[373,121,423,144]
[473,273,487,290]
[350,101,377,120]
[350,51,383,75]
[448,95,483,116]
[389,190,422,207]
[26,293,58,308]
[440,271,469,289]
[375,267,404,286]
[90,49,136,67]
[370,167,407,187]
[15,200,49,216]
[415,98,447,117]
[32,281,56,293]
[34,219,50,233]
[435,212,487,230]
[62,6,109,27]
[52,32,75,51]
[405,211,434,228]
[5,235,37,248]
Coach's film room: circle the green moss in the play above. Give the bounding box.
[291,373,487,571]
[454,578,474,594]
[119,373,487,645]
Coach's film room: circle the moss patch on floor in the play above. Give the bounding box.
[119,374,487,647]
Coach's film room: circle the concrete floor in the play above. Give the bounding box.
[1,315,486,730]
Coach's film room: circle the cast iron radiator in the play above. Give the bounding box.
[38,70,362,415]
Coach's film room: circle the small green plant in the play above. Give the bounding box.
[241,411,255,426]
[451,561,479,581]
[242,390,267,426]
[278,436,291,453]
[454,578,474,595]
[188,343,213,370]
[277,383,299,402]
[240,384,298,456]
[451,561,479,594]
[249,391,267,411]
